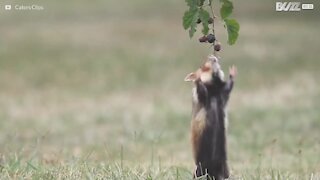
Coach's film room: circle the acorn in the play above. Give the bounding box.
[206,34,215,43]
[197,19,202,24]
[208,17,214,24]
[214,42,221,51]
[199,36,208,43]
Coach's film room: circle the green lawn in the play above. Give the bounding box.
[0,0,319,179]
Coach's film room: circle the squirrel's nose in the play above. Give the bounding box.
[208,55,219,63]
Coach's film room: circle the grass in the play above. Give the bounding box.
[0,0,320,179]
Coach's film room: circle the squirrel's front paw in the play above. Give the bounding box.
[229,65,237,78]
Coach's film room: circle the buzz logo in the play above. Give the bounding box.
[276,2,314,12]
[276,2,301,11]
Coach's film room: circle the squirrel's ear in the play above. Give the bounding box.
[184,72,197,82]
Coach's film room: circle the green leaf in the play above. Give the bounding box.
[225,18,240,45]
[198,9,210,35]
[185,0,197,9]
[183,8,198,30]
[183,8,200,38]
[220,0,233,19]
[189,20,197,38]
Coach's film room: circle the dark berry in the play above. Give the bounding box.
[208,17,214,24]
[206,34,215,43]
[197,19,202,24]
[214,43,221,51]
[199,36,208,43]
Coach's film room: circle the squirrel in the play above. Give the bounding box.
[184,55,237,180]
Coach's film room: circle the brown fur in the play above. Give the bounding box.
[191,104,206,160]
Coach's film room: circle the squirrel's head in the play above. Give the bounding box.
[184,55,224,84]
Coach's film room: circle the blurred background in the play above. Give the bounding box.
[0,0,319,179]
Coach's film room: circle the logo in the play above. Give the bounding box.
[5,5,11,10]
[276,2,314,12]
